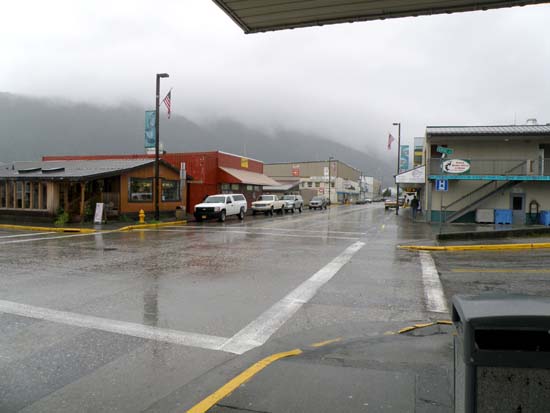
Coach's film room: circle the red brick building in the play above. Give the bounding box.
[44,151,278,213]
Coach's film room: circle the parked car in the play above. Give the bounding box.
[282,194,303,213]
[194,194,247,222]
[309,196,328,210]
[252,194,286,216]
[356,198,370,205]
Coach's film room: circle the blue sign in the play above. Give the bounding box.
[145,110,156,148]
[399,145,409,172]
[435,179,448,191]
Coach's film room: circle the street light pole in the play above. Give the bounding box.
[393,122,401,216]
[154,73,169,221]
[328,156,334,205]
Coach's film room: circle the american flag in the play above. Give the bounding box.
[387,133,395,150]
[162,89,172,119]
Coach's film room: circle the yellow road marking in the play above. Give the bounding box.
[0,224,96,234]
[118,220,186,231]
[310,337,342,348]
[452,268,550,273]
[186,348,302,413]
[399,242,550,252]
[397,320,453,335]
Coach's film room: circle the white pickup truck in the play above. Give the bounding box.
[251,194,286,216]
[194,194,247,222]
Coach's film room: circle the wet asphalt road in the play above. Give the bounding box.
[0,204,459,412]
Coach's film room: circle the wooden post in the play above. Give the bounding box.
[80,182,85,223]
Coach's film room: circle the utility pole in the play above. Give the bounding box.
[328,156,334,204]
[393,122,401,216]
[154,73,169,221]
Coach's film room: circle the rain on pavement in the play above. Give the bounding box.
[0,203,516,412]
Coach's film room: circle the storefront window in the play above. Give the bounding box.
[129,178,153,202]
[7,181,14,208]
[221,184,230,191]
[231,184,240,191]
[315,182,320,188]
[162,180,180,202]
[41,183,47,210]
[0,181,5,208]
[246,185,253,191]
[16,182,23,208]
[32,182,39,209]
[254,186,260,191]
[307,182,313,188]
[24,182,31,209]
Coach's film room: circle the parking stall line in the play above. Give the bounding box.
[419,252,449,314]
[0,231,115,245]
[220,241,366,354]
[0,299,233,353]
[0,231,55,239]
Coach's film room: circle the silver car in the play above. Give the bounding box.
[282,194,303,213]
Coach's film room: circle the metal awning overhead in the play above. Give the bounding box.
[219,166,281,186]
[213,0,547,33]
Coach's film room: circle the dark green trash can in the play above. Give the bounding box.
[452,294,550,412]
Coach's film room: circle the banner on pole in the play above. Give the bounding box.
[399,145,409,173]
[145,111,156,148]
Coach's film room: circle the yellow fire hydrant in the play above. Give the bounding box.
[139,209,145,224]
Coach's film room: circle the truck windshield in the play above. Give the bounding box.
[204,196,226,203]
[259,195,275,201]
[282,196,294,200]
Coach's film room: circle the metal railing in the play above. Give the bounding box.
[429,159,550,176]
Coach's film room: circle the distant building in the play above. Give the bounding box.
[0,159,181,219]
[413,137,424,167]
[361,176,382,198]
[44,151,278,213]
[265,160,361,204]
[425,124,550,224]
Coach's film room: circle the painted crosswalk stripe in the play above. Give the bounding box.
[419,252,449,313]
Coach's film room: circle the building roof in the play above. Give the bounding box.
[263,180,301,192]
[426,125,550,137]
[0,159,174,181]
[219,167,280,186]
[266,159,361,173]
[212,0,545,34]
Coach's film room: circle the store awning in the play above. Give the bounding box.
[263,180,301,192]
[212,0,545,34]
[219,167,280,186]
[396,165,426,184]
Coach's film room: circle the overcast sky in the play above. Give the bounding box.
[2,1,549,158]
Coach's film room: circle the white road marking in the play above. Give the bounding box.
[0,231,55,239]
[173,226,366,235]
[157,229,360,241]
[220,241,366,354]
[0,231,114,245]
[419,252,449,314]
[0,299,233,353]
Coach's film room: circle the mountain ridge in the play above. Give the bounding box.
[0,92,392,183]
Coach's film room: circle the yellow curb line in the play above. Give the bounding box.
[397,320,453,334]
[118,220,186,232]
[0,224,96,234]
[187,349,302,413]
[309,337,342,348]
[399,242,550,252]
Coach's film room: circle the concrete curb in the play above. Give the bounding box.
[436,227,550,242]
[0,224,96,234]
[399,242,550,252]
[117,220,187,232]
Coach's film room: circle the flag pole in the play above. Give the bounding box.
[393,122,401,216]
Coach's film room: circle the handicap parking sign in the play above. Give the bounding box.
[435,179,448,191]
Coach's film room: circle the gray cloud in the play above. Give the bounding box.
[1,1,549,161]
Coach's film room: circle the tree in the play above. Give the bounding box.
[382,188,391,197]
